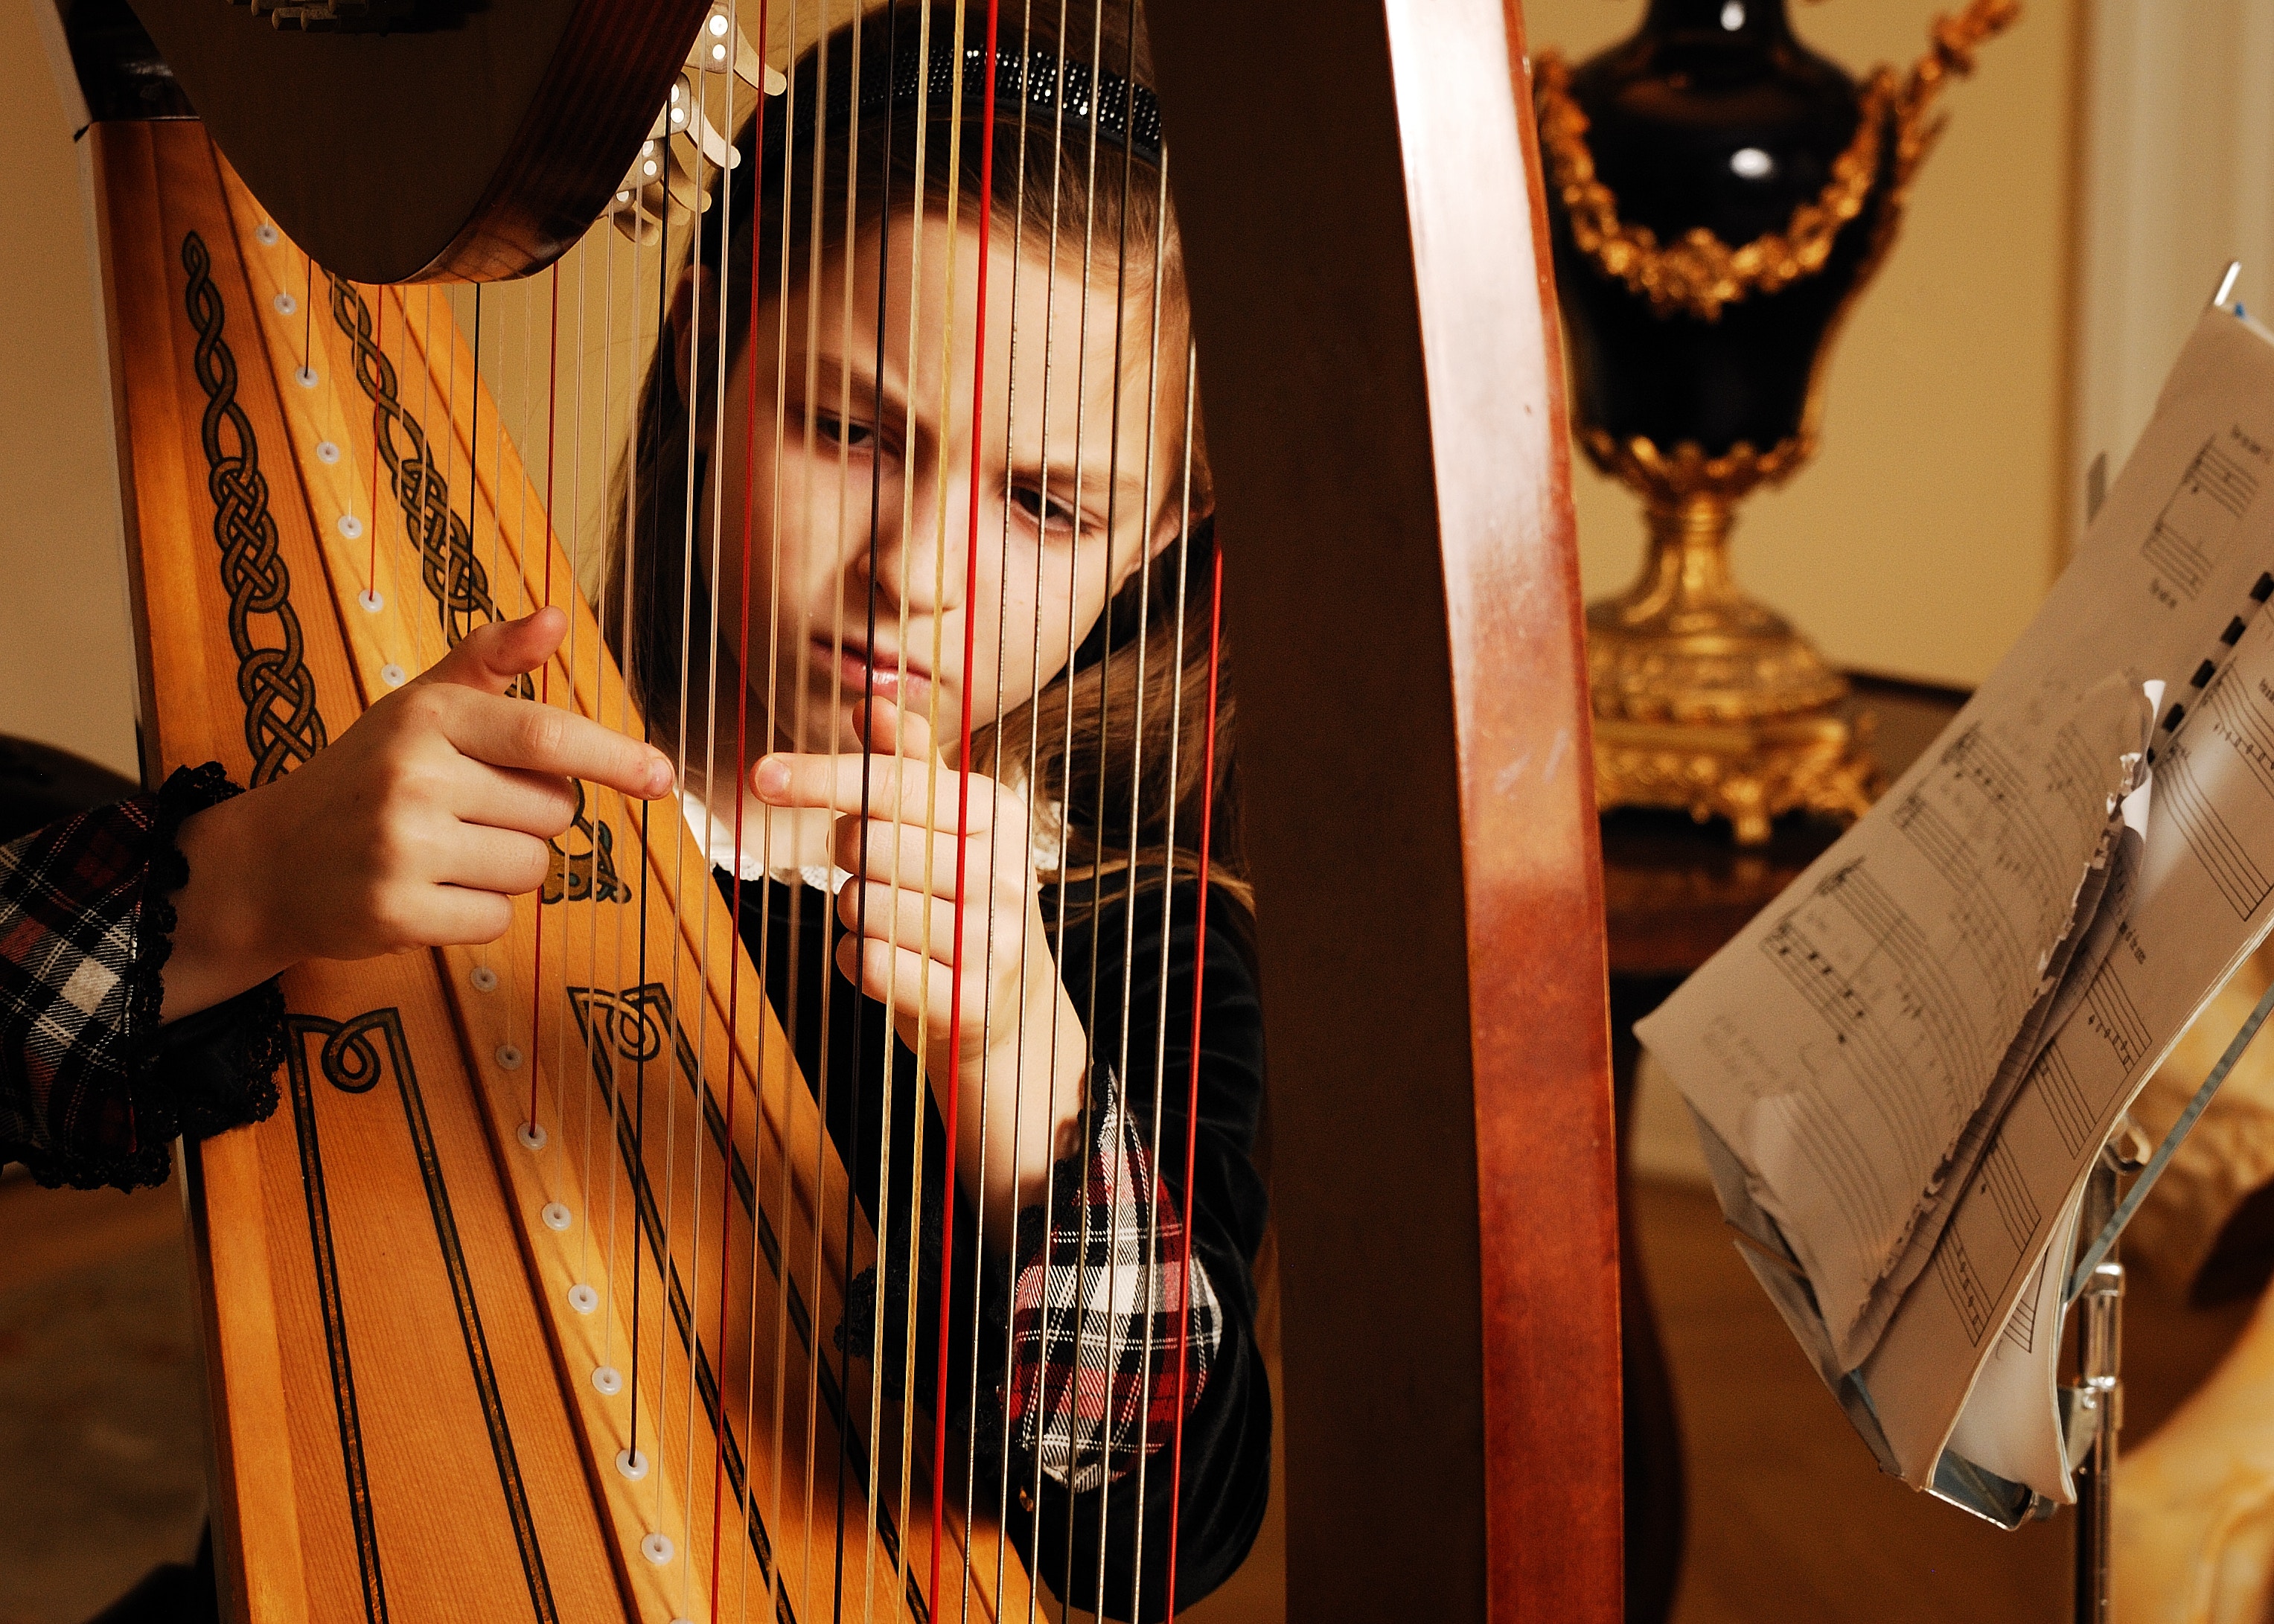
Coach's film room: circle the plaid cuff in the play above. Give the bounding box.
[1005,1067,1222,1492]
[0,763,284,1191]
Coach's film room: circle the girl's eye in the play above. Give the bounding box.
[812,412,875,448]
[1011,485,1079,534]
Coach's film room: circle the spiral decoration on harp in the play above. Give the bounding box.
[328,274,528,698]
[541,782,627,906]
[1536,0,2016,843]
[181,231,329,787]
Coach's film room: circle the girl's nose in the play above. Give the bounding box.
[859,479,968,613]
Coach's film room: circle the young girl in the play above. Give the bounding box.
[627,4,1271,1613]
[0,3,1268,1616]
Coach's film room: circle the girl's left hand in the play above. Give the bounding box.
[750,699,1086,1230]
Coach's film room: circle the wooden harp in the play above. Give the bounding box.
[60,0,1620,1614]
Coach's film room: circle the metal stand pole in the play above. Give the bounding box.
[2072,1119,2150,1624]
[2072,1154,2122,1624]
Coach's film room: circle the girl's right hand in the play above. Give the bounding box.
[163,608,675,1020]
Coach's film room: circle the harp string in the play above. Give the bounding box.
[578,237,607,1313]
[682,32,733,1605]
[884,3,940,1608]
[1020,1,1078,1611]
[766,5,808,1607]
[847,4,904,1618]
[626,187,668,1482]
[969,0,1042,1613]
[1042,0,1112,1605]
[910,0,971,1606]
[530,263,560,1138]
[368,293,383,594]
[1105,115,1171,1624]
[790,9,855,1609]
[605,205,644,1408]
[664,40,721,1582]
[1162,507,1220,1624]
[718,2,774,1613]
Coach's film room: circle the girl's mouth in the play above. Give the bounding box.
[812,636,934,710]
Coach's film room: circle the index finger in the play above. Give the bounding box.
[751,749,990,833]
[441,691,676,799]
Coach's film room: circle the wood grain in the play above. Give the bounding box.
[1143,0,1624,1616]
[95,119,1021,1623]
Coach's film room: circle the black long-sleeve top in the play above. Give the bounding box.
[725,868,1272,1621]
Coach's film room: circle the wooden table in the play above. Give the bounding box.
[1602,676,1967,1624]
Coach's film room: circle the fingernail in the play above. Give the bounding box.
[646,754,674,796]
[753,756,789,799]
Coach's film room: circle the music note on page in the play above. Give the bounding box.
[2143,435,2259,600]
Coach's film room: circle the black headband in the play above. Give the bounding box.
[782,28,1165,169]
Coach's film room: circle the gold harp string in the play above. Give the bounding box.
[1023,0,1079,1610]
[904,0,977,1606]
[973,0,1041,1614]
[1088,0,1157,1602]
[1046,0,1112,1601]
[664,48,721,1579]
[732,6,796,1610]
[547,253,576,1207]
[686,13,746,1605]
[1120,138,1176,1624]
[578,229,610,1310]
[604,209,644,1400]
[767,4,811,1609]
[622,153,671,1494]
[528,262,560,1143]
[721,4,779,1614]
[850,5,913,1618]
[881,0,943,1605]
[790,1,840,1600]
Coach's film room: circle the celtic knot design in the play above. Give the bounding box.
[541,781,627,906]
[328,275,527,698]
[181,232,328,785]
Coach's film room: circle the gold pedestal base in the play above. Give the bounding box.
[1582,467,1884,844]
[1591,709,1879,846]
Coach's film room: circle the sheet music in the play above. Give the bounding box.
[1866,604,2274,1493]
[1641,308,2274,1391]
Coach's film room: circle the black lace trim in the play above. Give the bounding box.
[115,764,284,1183]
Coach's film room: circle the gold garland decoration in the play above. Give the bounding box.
[1534,0,2020,324]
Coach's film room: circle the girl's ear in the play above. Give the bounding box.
[1117,492,1211,591]
[666,266,719,447]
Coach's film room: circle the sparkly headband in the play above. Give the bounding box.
[779,30,1165,168]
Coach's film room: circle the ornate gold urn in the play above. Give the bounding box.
[1536,0,2016,844]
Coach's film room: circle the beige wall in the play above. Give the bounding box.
[1,0,142,780]
[1524,0,2084,688]
[0,0,2083,787]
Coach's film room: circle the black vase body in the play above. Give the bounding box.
[1555,0,1886,460]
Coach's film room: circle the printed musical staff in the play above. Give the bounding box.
[1760,861,1984,1268]
[1977,1141,2040,1253]
[1936,1233,1991,1347]
[2032,1044,2093,1158]
[2080,962,2152,1076]
[2202,665,2274,802]
[1892,717,2107,1030]
[2143,435,2260,600]
[2163,735,2274,918]
[2000,1267,2039,1355]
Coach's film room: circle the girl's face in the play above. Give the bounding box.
[692,211,1191,767]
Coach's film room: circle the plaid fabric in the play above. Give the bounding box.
[1006,1067,1221,1492]
[0,763,282,1191]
